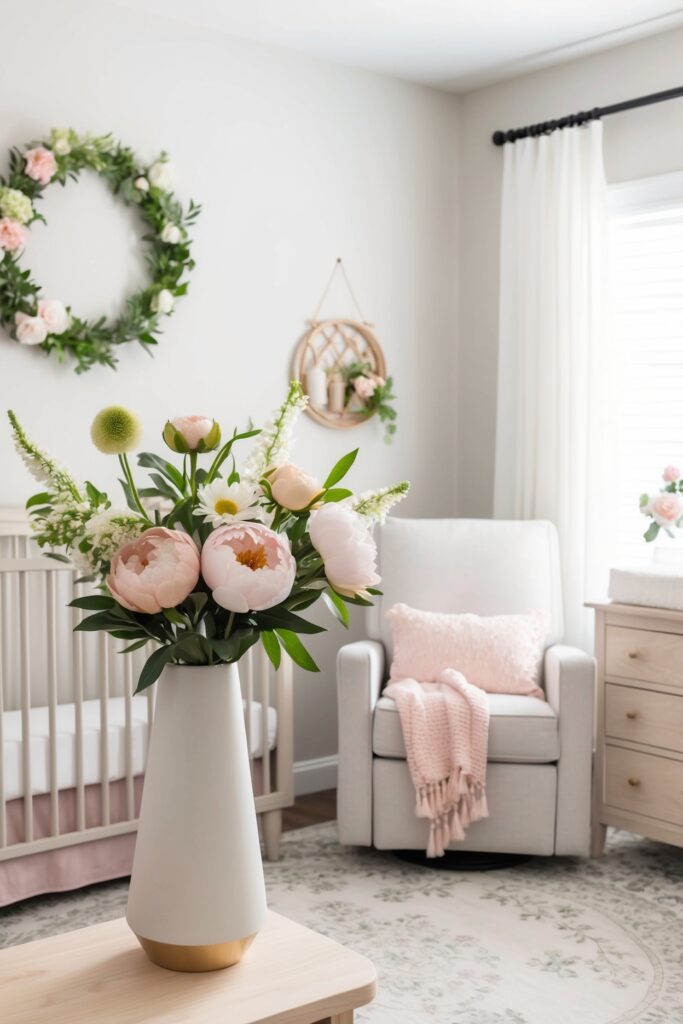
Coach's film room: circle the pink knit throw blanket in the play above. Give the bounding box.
[384,669,490,857]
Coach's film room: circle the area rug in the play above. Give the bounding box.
[1,824,682,1023]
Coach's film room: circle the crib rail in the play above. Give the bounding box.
[0,512,293,864]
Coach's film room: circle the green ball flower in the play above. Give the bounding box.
[0,187,33,225]
[91,406,142,455]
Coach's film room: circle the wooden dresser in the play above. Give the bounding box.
[590,602,683,856]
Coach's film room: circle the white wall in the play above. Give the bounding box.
[458,28,683,516]
[0,0,459,766]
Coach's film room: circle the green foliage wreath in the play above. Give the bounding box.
[0,129,200,373]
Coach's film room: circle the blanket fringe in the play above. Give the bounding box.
[417,770,488,858]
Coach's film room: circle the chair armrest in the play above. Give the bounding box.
[545,644,596,856]
[336,640,385,846]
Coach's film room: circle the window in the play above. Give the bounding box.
[609,172,683,567]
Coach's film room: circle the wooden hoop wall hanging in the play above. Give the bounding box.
[292,260,397,440]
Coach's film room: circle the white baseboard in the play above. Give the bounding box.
[294,754,338,796]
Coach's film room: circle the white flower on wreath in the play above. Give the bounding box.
[134,176,149,192]
[38,299,70,335]
[160,222,182,244]
[195,480,264,527]
[151,289,174,314]
[50,129,72,156]
[15,313,48,346]
[148,161,173,191]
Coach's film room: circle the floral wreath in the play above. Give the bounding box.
[0,129,200,373]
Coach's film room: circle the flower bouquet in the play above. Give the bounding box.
[341,361,397,441]
[640,465,683,542]
[8,382,408,691]
[9,382,409,970]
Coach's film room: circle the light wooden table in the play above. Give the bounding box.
[1,910,377,1024]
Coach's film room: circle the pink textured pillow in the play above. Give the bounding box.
[386,603,548,698]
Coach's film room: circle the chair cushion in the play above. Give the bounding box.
[372,692,559,763]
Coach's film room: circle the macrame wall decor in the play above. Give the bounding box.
[292,259,397,441]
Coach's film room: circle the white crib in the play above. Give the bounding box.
[0,509,294,906]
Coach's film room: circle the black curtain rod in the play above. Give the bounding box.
[492,85,683,146]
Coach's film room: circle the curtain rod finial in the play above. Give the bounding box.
[492,130,506,146]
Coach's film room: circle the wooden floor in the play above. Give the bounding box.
[282,789,336,832]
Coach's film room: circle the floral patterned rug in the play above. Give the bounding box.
[2,824,682,1023]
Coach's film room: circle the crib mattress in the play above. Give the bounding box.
[2,696,277,801]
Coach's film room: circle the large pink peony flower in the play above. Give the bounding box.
[309,503,380,597]
[201,523,296,613]
[0,217,27,252]
[24,147,58,186]
[107,527,200,614]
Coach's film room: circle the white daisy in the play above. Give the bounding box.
[195,480,263,526]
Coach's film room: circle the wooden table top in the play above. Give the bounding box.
[1,911,377,1024]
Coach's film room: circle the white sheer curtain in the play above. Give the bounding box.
[494,121,613,650]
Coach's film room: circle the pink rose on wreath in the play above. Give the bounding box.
[663,465,681,483]
[107,527,200,614]
[354,375,378,399]
[15,312,48,346]
[0,217,28,252]
[37,299,70,335]
[645,493,683,529]
[24,147,58,186]
[201,523,296,613]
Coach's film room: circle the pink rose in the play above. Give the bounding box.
[201,523,296,613]
[37,299,70,335]
[270,463,322,511]
[309,503,380,598]
[15,312,48,346]
[353,375,377,399]
[663,465,681,483]
[24,147,57,187]
[107,527,200,614]
[0,218,28,252]
[646,493,683,529]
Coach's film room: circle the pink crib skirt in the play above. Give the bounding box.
[0,759,265,906]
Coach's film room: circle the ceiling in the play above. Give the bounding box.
[123,0,683,91]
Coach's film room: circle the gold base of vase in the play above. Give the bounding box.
[135,932,256,972]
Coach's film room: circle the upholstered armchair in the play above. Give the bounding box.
[337,519,596,857]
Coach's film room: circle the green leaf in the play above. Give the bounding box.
[261,630,281,670]
[322,488,353,503]
[74,611,130,632]
[69,594,115,611]
[639,493,650,508]
[26,491,51,509]
[137,452,185,493]
[163,608,187,626]
[644,522,660,542]
[45,552,72,564]
[135,643,177,694]
[256,608,325,634]
[210,629,258,663]
[322,588,350,627]
[275,629,319,672]
[119,638,150,654]
[322,449,358,490]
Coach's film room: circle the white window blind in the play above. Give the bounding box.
[609,173,683,567]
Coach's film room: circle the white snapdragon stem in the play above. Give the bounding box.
[353,482,410,524]
[242,381,309,483]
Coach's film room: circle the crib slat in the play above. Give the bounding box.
[260,647,271,796]
[99,634,110,827]
[0,574,7,847]
[46,571,60,837]
[71,579,86,832]
[19,573,33,843]
[124,652,134,821]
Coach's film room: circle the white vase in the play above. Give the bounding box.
[126,663,267,972]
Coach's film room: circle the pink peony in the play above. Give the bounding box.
[646,493,683,529]
[663,465,681,483]
[107,527,200,614]
[270,463,322,511]
[24,147,58,186]
[201,523,296,613]
[309,503,380,598]
[353,375,377,399]
[37,299,70,335]
[15,312,48,346]
[0,217,27,252]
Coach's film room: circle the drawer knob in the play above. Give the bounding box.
[628,776,641,787]
[625,710,638,720]
[628,651,638,659]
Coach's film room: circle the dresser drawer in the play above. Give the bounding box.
[605,626,683,689]
[604,745,683,826]
[605,684,683,753]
